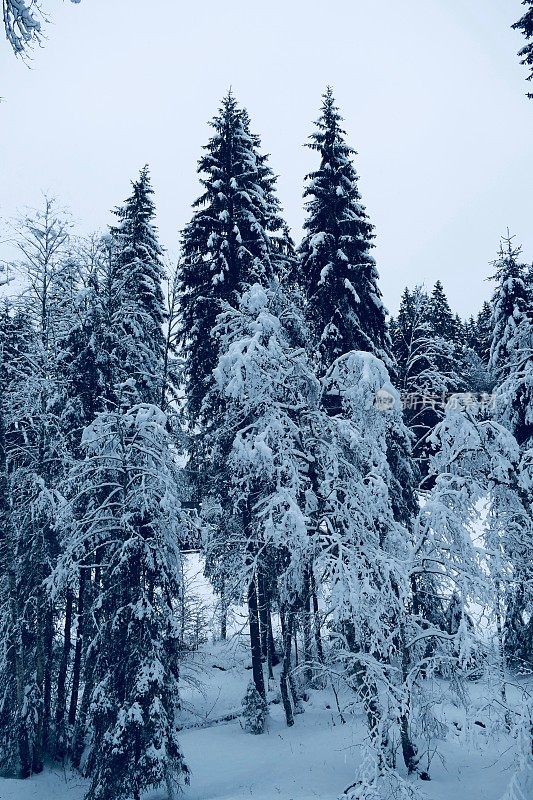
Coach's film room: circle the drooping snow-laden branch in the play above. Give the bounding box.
[3,0,80,55]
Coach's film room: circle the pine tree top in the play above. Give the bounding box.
[298,88,389,370]
[178,93,294,425]
[427,280,458,341]
[181,92,288,295]
[489,235,531,379]
[106,166,167,405]
[110,166,166,327]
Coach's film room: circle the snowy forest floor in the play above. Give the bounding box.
[0,556,529,800]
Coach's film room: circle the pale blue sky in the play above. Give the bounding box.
[0,0,531,315]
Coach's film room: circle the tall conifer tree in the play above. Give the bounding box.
[296,90,420,773]
[178,92,293,427]
[109,166,166,406]
[178,94,295,703]
[298,88,391,373]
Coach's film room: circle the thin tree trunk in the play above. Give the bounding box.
[55,589,73,759]
[279,606,294,727]
[495,582,512,731]
[267,610,279,667]
[42,604,54,754]
[32,539,46,775]
[257,568,269,662]
[398,618,419,774]
[68,572,85,729]
[247,571,266,701]
[70,644,94,770]
[220,577,227,641]
[165,772,176,800]
[310,568,324,664]
[302,573,313,684]
[258,568,275,679]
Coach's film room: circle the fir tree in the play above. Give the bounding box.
[59,402,189,800]
[178,93,295,702]
[178,91,293,427]
[295,92,420,774]
[298,88,391,373]
[476,301,494,362]
[108,166,166,406]
[489,235,533,446]
[427,281,461,351]
[488,235,533,669]
[460,302,494,395]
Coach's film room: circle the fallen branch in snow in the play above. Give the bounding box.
[180,710,242,730]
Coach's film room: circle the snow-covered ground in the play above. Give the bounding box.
[0,554,528,800]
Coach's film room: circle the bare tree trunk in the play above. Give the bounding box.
[68,572,85,729]
[220,577,227,641]
[165,771,176,800]
[55,589,73,759]
[398,619,419,774]
[495,582,512,731]
[267,609,279,666]
[279,606,294,727]
[32,539,46,775]
[302,572,313,683]
[247,571,266,701]
[257,569,269,660]
[258,569,274,679]
[42,603,54,754]
[310,568,324,664]
[71,646,94,770]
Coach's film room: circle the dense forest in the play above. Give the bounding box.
[0,87,531,800]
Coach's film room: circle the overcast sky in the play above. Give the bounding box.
[1,0,531,316]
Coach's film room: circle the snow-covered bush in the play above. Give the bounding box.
[242,681,268,735]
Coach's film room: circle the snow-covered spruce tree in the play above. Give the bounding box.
[390,286,451,631]
[411,281,464,476]
[463,301,493,366]
[53,173,190,798]
[178,92,295,699]
[297,89,418,527]
[488,235,533,669]
[298,88,391,375]
[513,0,533,96]
[242,680,268,735]
[458,302,494,395]
[425,281,465,385]
[427,280,460,345]
[296,92,420,764]
[489,235,533,447]
[178,91,292,427]
[56,400,189,800]
[391,286,452,468]
[108,166,167,405]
